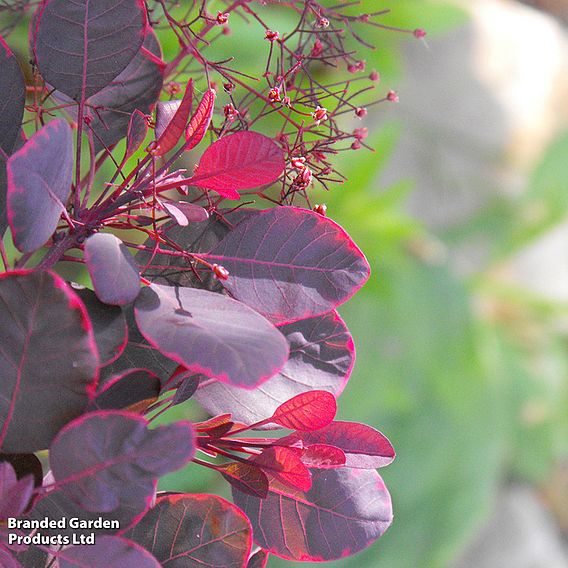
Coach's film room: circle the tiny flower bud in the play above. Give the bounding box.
[291,156,307,170]
[369,69,380,82]
[312,106,328,125]
[222,26,231,35]
[353,127,368,140]
[351,140,361,150]
[165,81,182,95]
[216,11,229,25]
[268,88,281,103]
[387,90,399,103]
[265,29,279,41]
[414,28,427,39]
[355,107,368,118]
[313,204,327,216]
[224,103,239,122]
[213,264,230,280]
[348,60,366,73]
[318,17,330,28]
[311,38,324,56]
[282,96,291,107]
[223,82,234,93]
[83,115,92,126]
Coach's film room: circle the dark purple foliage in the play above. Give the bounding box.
[127,494,253,567]
[134,284,289,388]
[56,535,161,568]
[0,2,406,564]
[7,119,73,252]
[84,233,141,306]
[0,271,98,452]
[233,468,393,562]
[206,207,371,323]
[195,311,354,425]
[33,0,146,101]
[49,411,195,511]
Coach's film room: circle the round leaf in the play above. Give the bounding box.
[127,494,252,568]
[191,131,285,199]
[33,0,147,101]
[206,207,371,323]
[0,271,98,452]
[233,468,393,562]
[134,285,289,389]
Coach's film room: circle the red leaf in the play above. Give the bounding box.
[191,131,285,200]
[151,79,193,156]
[220,462,269,498]
[185,88,216,150]
[282,421,395,469]
[301,444,346,469]
[196,413,234,437]
[251,446,312,492]
[270,391,337,431]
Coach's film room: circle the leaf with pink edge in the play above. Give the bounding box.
[205,206,371,323]
[195,311,354,426]
[33,0,147,101]
[281,421,395,469]
[134,284,289,389]
[247,549,269,568]
[191,131,285,200]
[49,411,195,512]
[232,468,393,562]
[126,493,253,568]
[7,119,73,253]
[84,233,141,306]
[57,535,160,568]
[0,271,99,453]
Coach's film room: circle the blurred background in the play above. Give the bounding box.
[6,0,568,566]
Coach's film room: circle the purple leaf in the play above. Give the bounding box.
[127,493,252,567]
[281,421,395,469]
[72,286,127,366]
[0,462,33,518]
[100,306,178,388]
[7,119,73,253]
[50,410,195,512]
[136,208,257,293]
[195,311,354,425]
[33,0,147,101]
[205,206,371,323]
[88,369,161,413]
[247,549,269,568]
[87,31,162,154]
[57,535,160,568]
[161,200,189,226]
[191,131,285,199]
[171,373,200,405]
[0,454,43,487]
[125,110,149,159]
[85,233,141,306]
[161,200,209,226]
[134,284,289,389]
[0,36,25,156]
[233,468,393,562]
[29,470,151,540]
[0,271,99,452]
[0,548,21,568]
